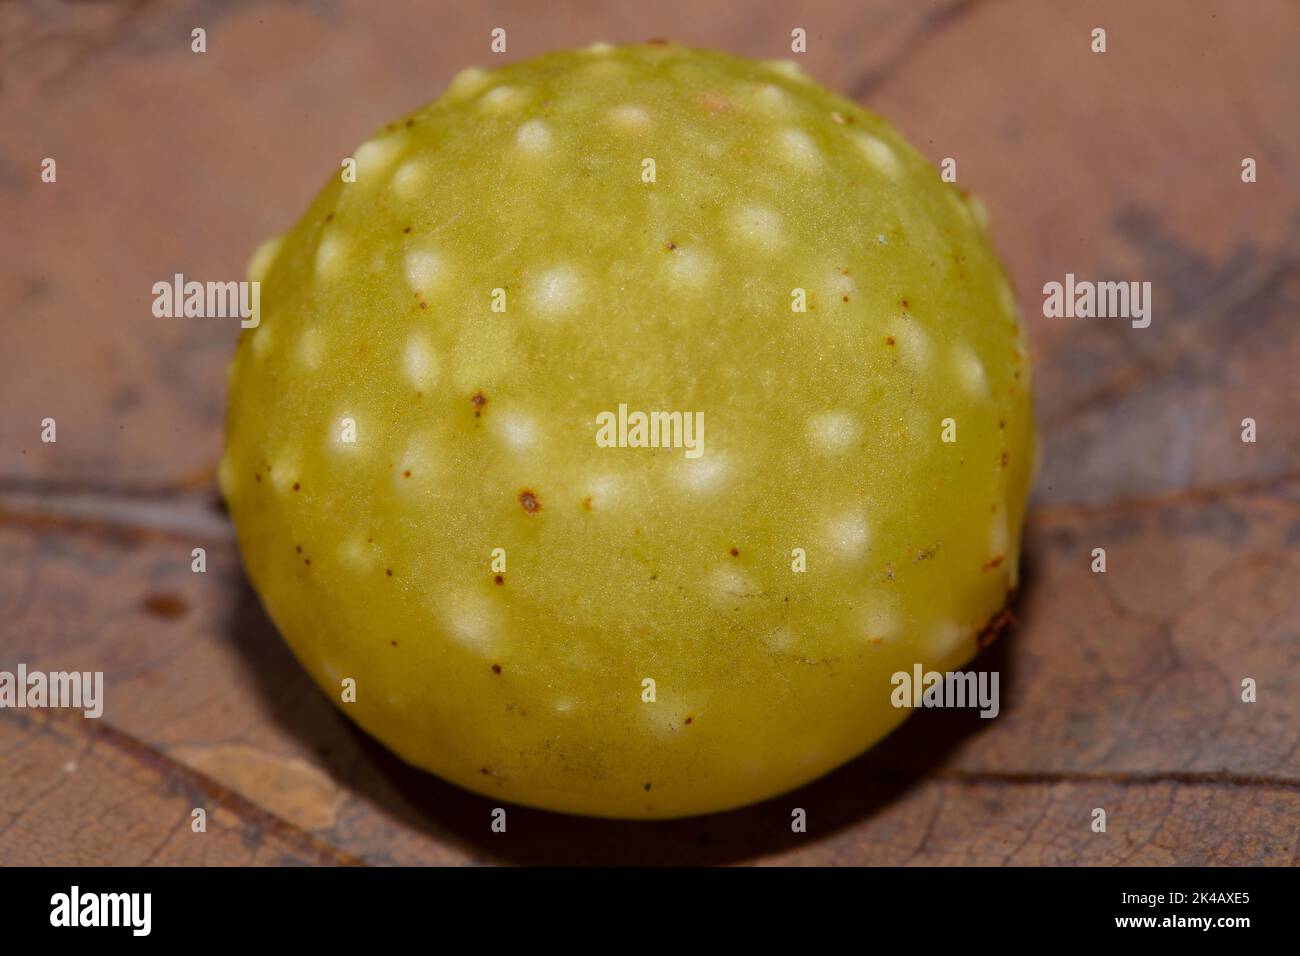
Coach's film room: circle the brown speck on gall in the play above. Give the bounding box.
[494,574,504,585]
[885,336,896,346]
[729,547,739,557]
[292,482,301,492]
[385,568,393,577]
[519,490,540,513]
[491,664,502,674]
[471,391,487,417]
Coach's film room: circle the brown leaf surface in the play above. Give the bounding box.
[1,0,1297,865]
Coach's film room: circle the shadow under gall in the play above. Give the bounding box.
[222,546,1035,866]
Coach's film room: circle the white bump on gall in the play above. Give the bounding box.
[444,593,499,654]
[447,67,490,100]
[216,454,236,500]
[396,432,439,489]
[294,327,323,370]
[528,265,583,317]
[893,321,932,369]
[247,235,283,283]
[481,85,527,113]
[493,410,539,452]
[638,699,697,739]
[314,234,348,280]
[861,604,901,643]
[391,160,428,199]
[763,627,797,654]
[752,84,795,116]
[404,249,444,293]
[997,275,1018,319]
[924,620,967,660]
[353,136,403,178]
[269,455,299,494]
[952,344,989,397]
[674,454,729,495]
[764,59,806,81]
[251,324,274,360]
[989,509,1009,558]
[854,132,902,181]
[666,246,714,288]
[825,512,870,561]
[728,205,786,253]
[338,537,373,571]
[806,411,858,454]
[777,128,821,170]
[828,268,855,298]
[583,473,620,509]
[609,105,652,131]
[515,119,552,155]
[402,333,439,390]
[945,188,975,229]
[707,566,760,606]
